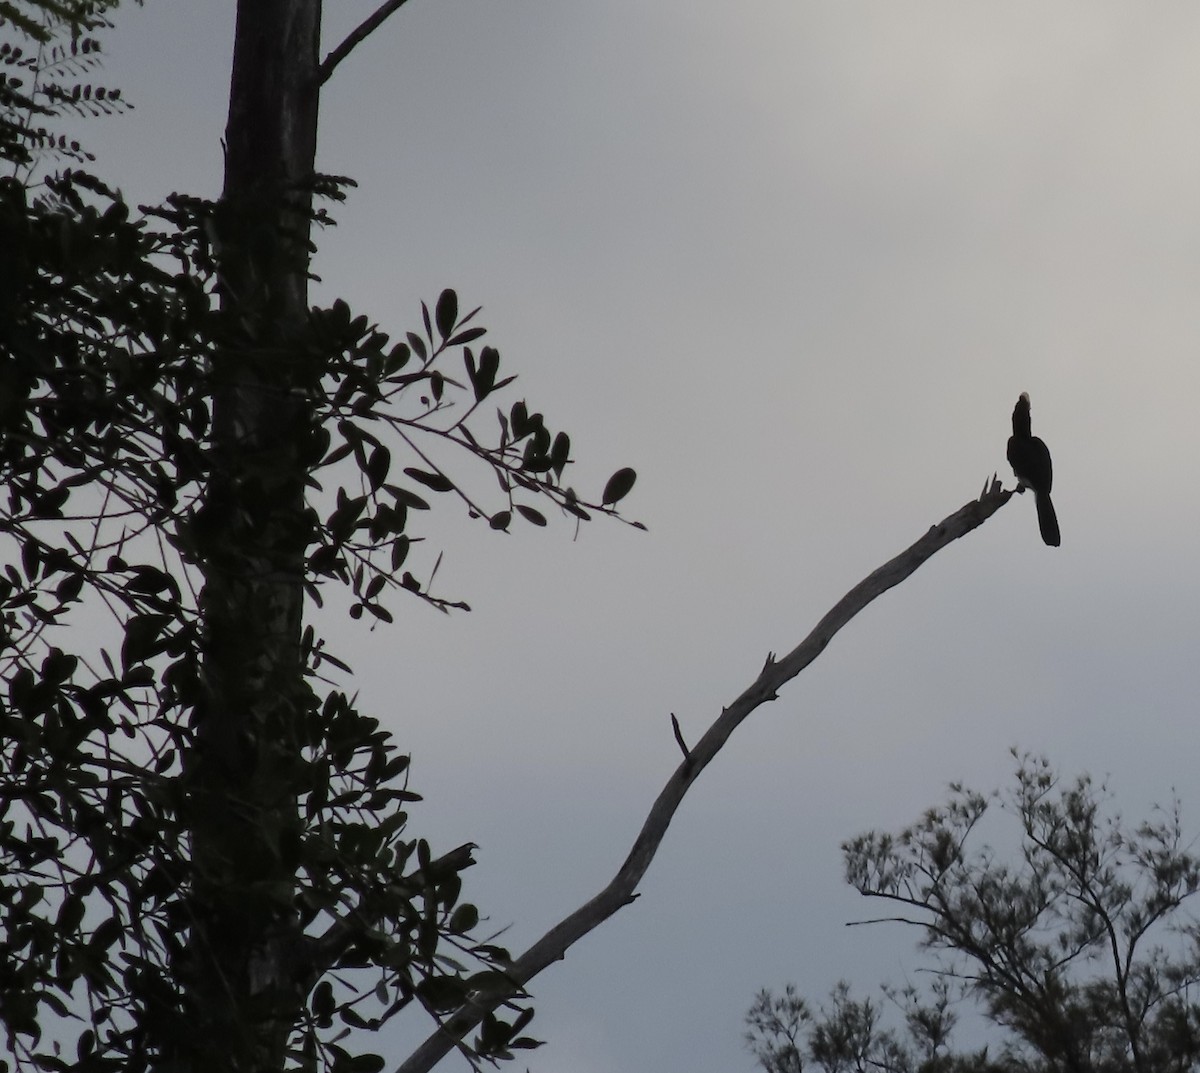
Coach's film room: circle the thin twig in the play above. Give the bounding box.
[670,714,690,763]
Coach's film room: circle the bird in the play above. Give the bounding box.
[1006,392,1060,547]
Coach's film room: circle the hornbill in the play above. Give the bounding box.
[1007,392,1060,547]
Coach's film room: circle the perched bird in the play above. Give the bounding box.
[1007,392,1060,547]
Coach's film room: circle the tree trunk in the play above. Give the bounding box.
[185,2,322,1069]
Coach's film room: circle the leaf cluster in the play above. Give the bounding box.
[304,285,641,621]
[1,1,132,173]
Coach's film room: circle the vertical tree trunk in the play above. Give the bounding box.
[185,2,322,1069]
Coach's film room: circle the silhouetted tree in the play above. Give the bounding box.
[750,755,1200,1073]
[2,3,635,1070]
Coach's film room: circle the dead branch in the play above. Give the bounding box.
[319,0,412,85]
[394,477,1014,1073]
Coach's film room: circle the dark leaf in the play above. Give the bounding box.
[125,565,178,597]
[387,341,411,370]
[364,602,393,623]
[521,438,553,473]
[340,1007,371,1030]
[55,571,85,602]
[42,647,77,685]
[447,326,486,347]
[511,1035,544,1051]
[389,486,431,511]
[390,535,410,569]
[435,288,458,340]
[550,431,570,477]
[516,504,547,527]
[416,974,467,1013]
[313,979,335,1024]
[510,399,529,438]
[468,345,499,401]
[121,614,170,670]
[602,467,637,506]
[366,445,391,490]
[321,440,355,468]
[58,893,85,932]
[89,917,122,953]
[403,468,454,493]
[328,493,369,540]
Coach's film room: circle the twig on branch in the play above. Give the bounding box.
[670,713,690,763]
[319,0,412,85]
[394,477,1014,1073]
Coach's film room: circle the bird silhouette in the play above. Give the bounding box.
[1006,392,1060,547]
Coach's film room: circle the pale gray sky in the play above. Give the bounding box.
[70,2,1200,1070]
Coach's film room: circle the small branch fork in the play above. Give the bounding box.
[319,0,412,86]
[394,476,1014,1073]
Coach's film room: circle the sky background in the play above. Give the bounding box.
[51,1,1200,1070]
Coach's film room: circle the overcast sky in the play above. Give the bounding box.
[64,2,1200,1070]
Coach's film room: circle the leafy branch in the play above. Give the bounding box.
[0,155,636,1070]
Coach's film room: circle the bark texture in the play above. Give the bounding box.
[185,2,322,1069]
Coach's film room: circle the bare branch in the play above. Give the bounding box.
[846,915,936,929]
[319,0,412,86]
[394,479,1014,1073]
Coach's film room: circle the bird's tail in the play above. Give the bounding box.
[1035,491,1060,547]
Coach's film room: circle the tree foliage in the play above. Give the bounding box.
[0,3,636,1070]
[750,754,1200,1073]
[745,979,998,1073]
[1,0,129,173]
